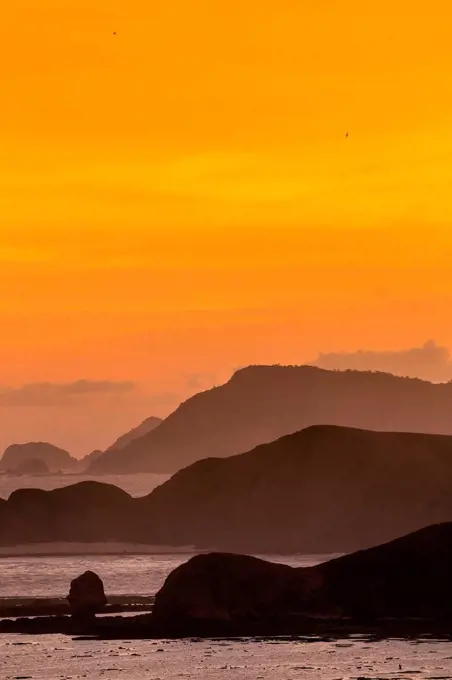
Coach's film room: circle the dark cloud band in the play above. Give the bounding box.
[0,380,136,407]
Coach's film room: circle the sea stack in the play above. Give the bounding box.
[67,571,107,625]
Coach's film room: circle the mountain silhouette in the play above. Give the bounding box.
[135,425,452,553]
[4,425,452,553]
[89,365,452,474]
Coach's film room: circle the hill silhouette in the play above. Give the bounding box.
[3,426,452,553]
[0,442,77,473]
[0,481,133,544]
[89,365,452,474]
[135,425,452,553]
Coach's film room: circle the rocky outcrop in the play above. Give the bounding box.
[153,523,452,626]
[67,571,107,623]
[0,442,77,473]
[89,365,452,474]
[152,553,310,623]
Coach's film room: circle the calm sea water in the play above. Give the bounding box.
[0,553,334,599]
[2,634,452,679]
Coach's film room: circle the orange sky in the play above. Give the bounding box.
[1,1,452,452]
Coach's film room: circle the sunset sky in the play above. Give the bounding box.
[1,0,452,453]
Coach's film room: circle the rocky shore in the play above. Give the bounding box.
[2,610,452,642]
[0,593,153,619]
[2,522,452,640]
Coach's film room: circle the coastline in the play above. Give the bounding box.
[0,542,198,557]
[2,611,452,642]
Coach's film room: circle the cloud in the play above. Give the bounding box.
[313,340,452,383]
[0,380,136,407]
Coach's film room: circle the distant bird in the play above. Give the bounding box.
[345,131,349,138]
[399,664,402,670]
[113,31,116,35]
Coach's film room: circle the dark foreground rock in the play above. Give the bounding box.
[0,598,152,619]
[3,612,452,642]
[3,522,452,640]
[153,522,452,627]
[67,571,107,625]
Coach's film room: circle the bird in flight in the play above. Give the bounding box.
[345,131,349,138]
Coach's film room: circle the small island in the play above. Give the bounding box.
[0,442,78,474]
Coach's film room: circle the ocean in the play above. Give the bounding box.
[0,553,337,600]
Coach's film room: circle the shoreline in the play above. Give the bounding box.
[0,543,331,559]
[0,542,198,557]
[2,612,452,641]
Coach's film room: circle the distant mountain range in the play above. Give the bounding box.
[0,417,163,475]
[88,365,452,474]
[3,425,452,554]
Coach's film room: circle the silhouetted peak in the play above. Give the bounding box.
[106,416,163,452]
